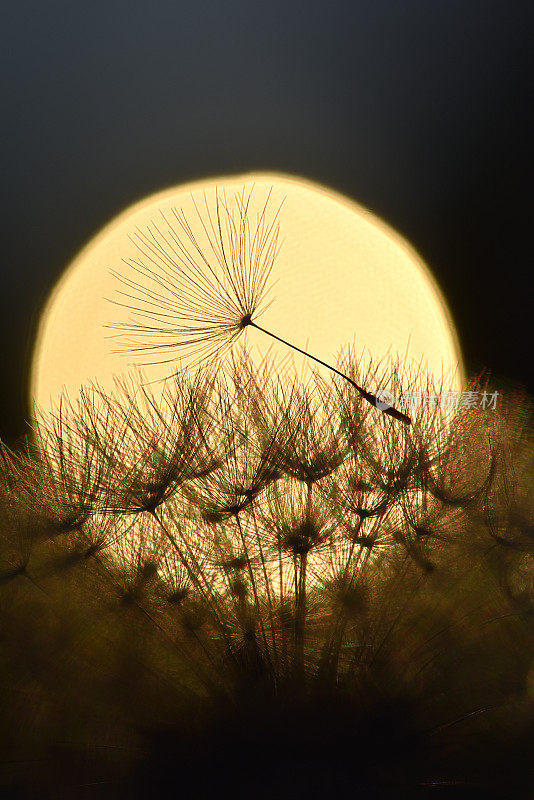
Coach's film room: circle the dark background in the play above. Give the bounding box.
[2,1,533,444]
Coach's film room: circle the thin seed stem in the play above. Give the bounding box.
[233,513,274,675]
[250,504,280,671]
[150,510,238,664]
[294,551,307,676]
[247,320,411,425]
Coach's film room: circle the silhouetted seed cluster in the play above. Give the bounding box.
[1,358,533,796]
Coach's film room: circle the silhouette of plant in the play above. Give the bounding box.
[1,358,533,797]
[1,187,532,796]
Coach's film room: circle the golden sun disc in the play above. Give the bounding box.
[31,172,463,416]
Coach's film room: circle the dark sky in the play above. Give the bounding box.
[2,1,533,443]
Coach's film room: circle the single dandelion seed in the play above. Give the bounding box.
[110,186,411,424]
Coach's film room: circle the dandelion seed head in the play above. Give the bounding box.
[109,186,282,373]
